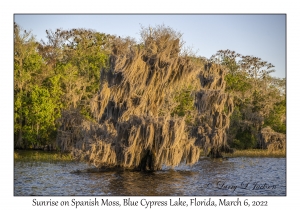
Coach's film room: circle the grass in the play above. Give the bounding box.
[14,150,74,162]
[14,148,285,164]
[223,149,286,158]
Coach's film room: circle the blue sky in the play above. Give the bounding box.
[14,14,286,78]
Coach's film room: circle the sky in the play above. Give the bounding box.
[14,14,286,78]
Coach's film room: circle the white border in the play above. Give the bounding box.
[2,1,298,209]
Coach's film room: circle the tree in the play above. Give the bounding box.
[14,23,45,148]
[14,23,64,148]
[56,26,234,170]
[40,28,112,117]
[264,98,286,134]
[210,49,241,74]
[211,49,285,150]
[22,85,60,146]
[240,55,275,88]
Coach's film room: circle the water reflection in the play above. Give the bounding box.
[14,157,286,196]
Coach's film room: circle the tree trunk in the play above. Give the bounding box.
[138,149,158,171]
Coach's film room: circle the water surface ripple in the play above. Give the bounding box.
[14,157,286,196]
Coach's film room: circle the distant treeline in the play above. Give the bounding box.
[14,23,285,151]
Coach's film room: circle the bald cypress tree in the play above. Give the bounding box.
[57,26,234,170]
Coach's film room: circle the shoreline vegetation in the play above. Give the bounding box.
[14,23,286,170]
[14,149,286,162]
[223,149,285,158]
[14,150,73,162]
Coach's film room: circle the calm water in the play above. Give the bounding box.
[14,157,286,196]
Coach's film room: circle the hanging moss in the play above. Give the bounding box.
[259,126,286,152]
[57,26,234,170]
[194,63,234,157]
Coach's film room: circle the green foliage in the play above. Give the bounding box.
[171,85,196,124]
[228,106,242,132]
[264,98,286,134]
[225,72,252,93]
[21,85,60,146]
[213,49,285,150]
[230,128,257,149]
[214,49,285,143]
[65,32,109,96]
[251,90,264,113]
[14,23,50,148]
[14,24,112,148]
[222,56,239,74]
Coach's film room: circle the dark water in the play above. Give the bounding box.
[14,157,286,196]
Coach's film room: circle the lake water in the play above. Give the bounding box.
[14,157,286,196]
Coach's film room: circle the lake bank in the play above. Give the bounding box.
[14,150,73,162]
[223,149,286,158]
[14,149,286,163]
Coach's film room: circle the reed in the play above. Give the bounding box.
[224,149,286,158]
[14,150,73,162]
